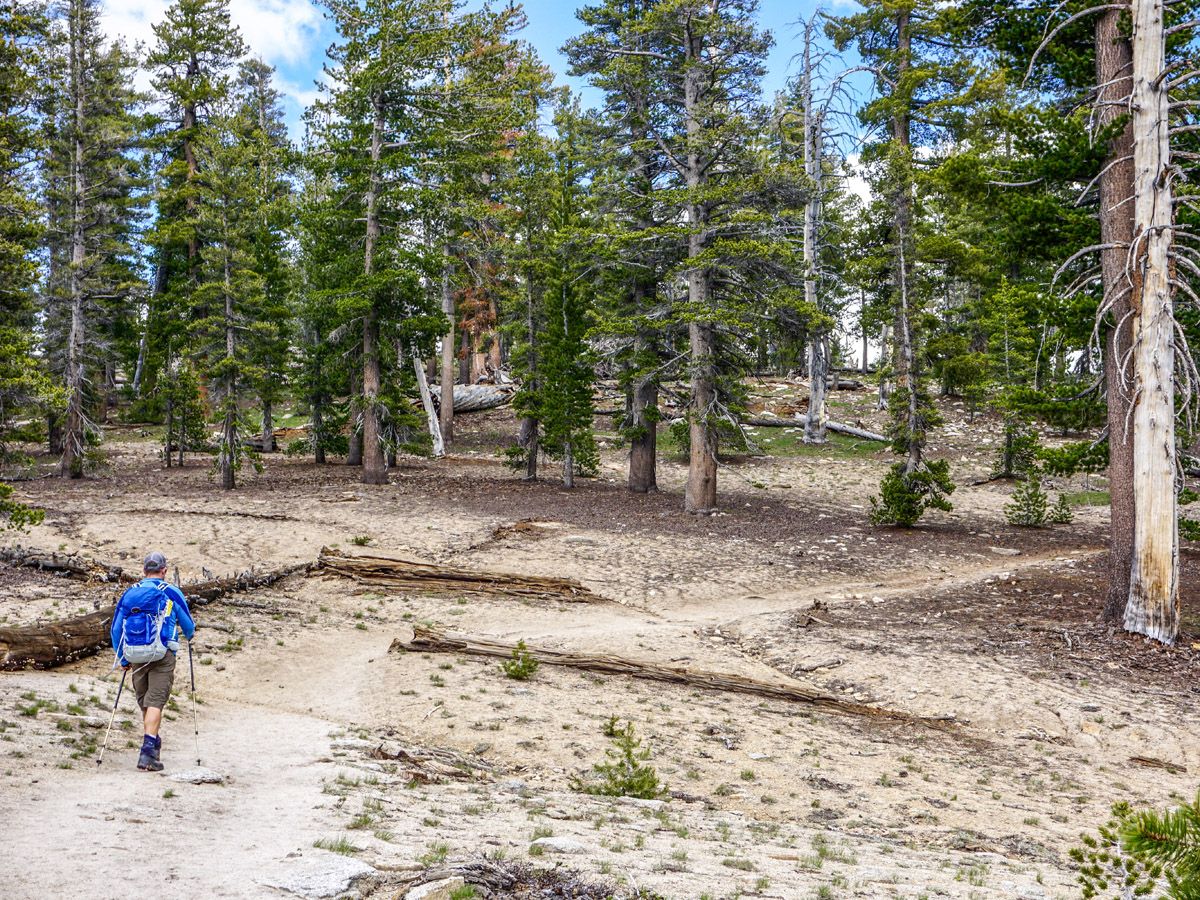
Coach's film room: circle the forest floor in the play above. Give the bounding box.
[2,382,1199,900]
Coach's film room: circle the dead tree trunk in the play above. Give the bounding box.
[1123,0,1178,643]
[439,256,455,446]
[1096,6,1138,623]
[801,32,828,445]
[413,349,445,458]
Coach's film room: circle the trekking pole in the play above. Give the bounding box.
[96,668,128,767]
[188,639,200,766]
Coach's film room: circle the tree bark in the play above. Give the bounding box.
[62,0,87,479]
[261,396,274,453]
[801,34,828,446]
[1124,0,1178,643]
[682,27,717,513]
[220,239,236,491]
[1096,6,1137,623]
[360,97,387,485]
[628,324,659,493]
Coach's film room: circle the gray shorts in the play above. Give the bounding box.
[132,651,176,711]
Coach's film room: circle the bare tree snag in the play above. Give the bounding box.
[390,626,937,724]
[412,350,445,458]
[1124,0,1179,643]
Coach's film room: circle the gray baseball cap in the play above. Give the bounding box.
[143,551,167,571]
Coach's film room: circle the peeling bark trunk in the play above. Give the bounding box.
[439,254,455,446]
[413,350,444,458]
[361,97,387,486]
[1124,0,1178,643]
[1096,6,1137,623]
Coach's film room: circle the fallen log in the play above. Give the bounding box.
[316,548,603,603]
[0,607,114,670]
[390,626,933,723]
[742,418,889,442]
[0,562,309,670]
[434,383,514,414]
[0,546,130,583]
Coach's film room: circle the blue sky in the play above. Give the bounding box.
[101,0,838,141]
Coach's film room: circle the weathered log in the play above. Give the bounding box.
[391,626,932,723]
[743,418,888,442]
[0,562,309,670]
[0,608,114,670]
[432,384,514,414]
[0,546,130,583]
[316,548,603,602]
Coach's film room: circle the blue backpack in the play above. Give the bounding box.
[120,581,174,665]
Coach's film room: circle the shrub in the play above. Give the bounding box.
[1005,475,1049,527]
[500,640,539,681]
[869,460,955,527]
[571,717,664,800]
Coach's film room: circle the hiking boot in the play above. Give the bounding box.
[137,749,163,771]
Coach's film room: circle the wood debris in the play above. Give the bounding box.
[0,559,307,670]
[0,546,130,583]
[370,740,495,782]
[390,626,936,724]
[316,548,603,603]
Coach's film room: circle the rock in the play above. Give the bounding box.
[405,877,466,900]
[262,852,375,899]
[502,779,528,795]
[530,837,588,854]
[563,535,596,545]
[169,767,225,784]
[989,546,1021,556]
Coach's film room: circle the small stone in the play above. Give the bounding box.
[168,767,225,784]
[529,836,588,854]
[619,797,666,811]
[405,877,466,900]
[989,547,1021,556]
[563,535,596,545]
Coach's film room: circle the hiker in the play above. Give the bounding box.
[110,551,195,772]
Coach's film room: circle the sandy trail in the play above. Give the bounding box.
[2,415,1197,899]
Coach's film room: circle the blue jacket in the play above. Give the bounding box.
[110,578,195,665]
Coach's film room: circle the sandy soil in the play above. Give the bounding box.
[1,390,1198,899]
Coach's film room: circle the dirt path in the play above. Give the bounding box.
[2,416,1197,899]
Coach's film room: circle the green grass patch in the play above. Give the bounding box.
[1062,490,1109,507]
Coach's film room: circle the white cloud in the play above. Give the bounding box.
[100,0,323,79]
[100,0,325,139]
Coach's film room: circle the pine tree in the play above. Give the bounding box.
[145,0,246,468]
[564,0,778,513]
[537,98,597,488]
[0,0,54,526]
[565,0,678,494]
[43,0,146,478]
[830,0,971,525]
[311,0,467,485]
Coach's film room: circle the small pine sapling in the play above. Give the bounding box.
[571,717,664,799]
[500,640,539,681]
[1050,493,1074,525]
[1005,475,1049,527]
